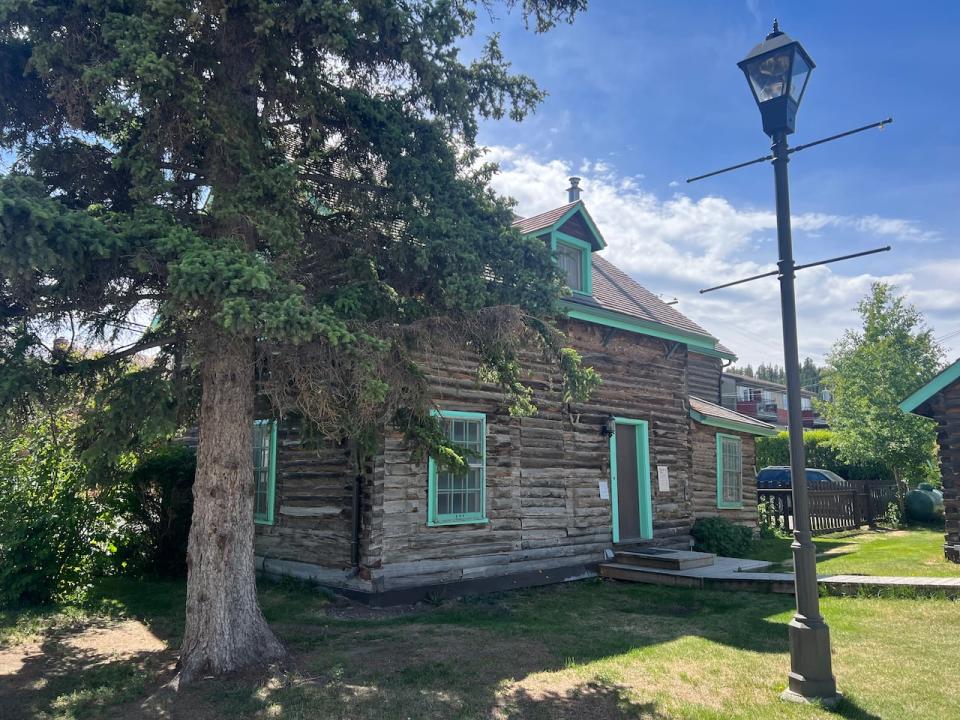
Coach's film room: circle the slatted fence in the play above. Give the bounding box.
[757,481,898,534]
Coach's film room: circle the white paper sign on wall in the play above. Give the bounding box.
[657,465,670,492]
[599,480,610,500]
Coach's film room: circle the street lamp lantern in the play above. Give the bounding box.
[737,19,815,136]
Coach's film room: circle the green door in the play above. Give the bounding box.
[610,418,653,543]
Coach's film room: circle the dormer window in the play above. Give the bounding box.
[557,241,584,292]
[512,182,605,298]
[554,235,592,295]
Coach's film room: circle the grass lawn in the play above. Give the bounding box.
[748,526,959,577]
[2,575,958,720]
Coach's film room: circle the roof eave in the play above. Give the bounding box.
[899,359,960,415]
[689,408,779,437]
[563,301,731,358]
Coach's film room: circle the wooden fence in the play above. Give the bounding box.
[757,481,898,534]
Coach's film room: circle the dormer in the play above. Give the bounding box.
[512,177,605,297]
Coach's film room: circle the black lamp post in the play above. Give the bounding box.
[738,21,839,706]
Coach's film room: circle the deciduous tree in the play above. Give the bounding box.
[823,283,942,490]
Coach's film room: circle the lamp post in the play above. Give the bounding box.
[737,21,839,706]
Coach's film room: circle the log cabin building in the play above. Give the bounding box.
[900,358,960,563]
[252,182,777,603]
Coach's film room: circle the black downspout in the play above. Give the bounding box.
[350,446,362,569]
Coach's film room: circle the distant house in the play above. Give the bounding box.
[900,359,960,563]
[247,181,776,603]
[721,372,827,430]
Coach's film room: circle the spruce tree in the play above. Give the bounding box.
[0,0,591,682]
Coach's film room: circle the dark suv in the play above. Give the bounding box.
[755,466,849,489]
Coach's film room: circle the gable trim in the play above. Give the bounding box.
[565,303,736,360]
[553,202,606,250]
[899,359,960,414]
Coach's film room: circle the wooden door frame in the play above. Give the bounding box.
[609,417,653,543]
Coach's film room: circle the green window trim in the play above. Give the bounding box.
[716,433,743,509]
[551,231,593,296]
[609,417,653,542]
[427,410,489,527]
[253,419,278,525]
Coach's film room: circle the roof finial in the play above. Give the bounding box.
[767,18,783,39]
[566,177,582,203]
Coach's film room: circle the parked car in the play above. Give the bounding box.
[755,466,850,490]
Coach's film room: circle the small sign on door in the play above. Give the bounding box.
[599,480,610,500]
[657,465,670,492]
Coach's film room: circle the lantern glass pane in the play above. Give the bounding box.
[790,51,810,102]
[747,49,792,102]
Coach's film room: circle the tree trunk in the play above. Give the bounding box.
[178,332,285,684]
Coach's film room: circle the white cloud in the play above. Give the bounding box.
[487,146,955,366]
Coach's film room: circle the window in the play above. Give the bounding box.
[428,411,487,526]
[716,433,743,508]
[557,242,584,292]
[553,234,592,294]
[253,420,278,524]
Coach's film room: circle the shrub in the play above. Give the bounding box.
[0,416,121,607]
[691,517,753,557]
[755,430,892,482]
[116,443,196,577]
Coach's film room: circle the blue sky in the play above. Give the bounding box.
[467,1,959,367]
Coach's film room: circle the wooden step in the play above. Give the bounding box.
[612,549,715,571]
[598,563,703,588]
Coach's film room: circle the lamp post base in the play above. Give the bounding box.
[783,617,839,703]
[780,689,843,709]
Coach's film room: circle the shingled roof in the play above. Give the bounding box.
[512,201,580,235]
[689,396,778,436]
[512,201,735,358]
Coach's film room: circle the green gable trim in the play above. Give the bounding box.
[899,359,960,414]
[689,408,778,437]
[553,202,606,250]
[564,303,734,359]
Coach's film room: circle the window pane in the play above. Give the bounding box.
[720,436,742,504]
[434,415,485,520]
[557,244,583,291]
[252,422,273,520]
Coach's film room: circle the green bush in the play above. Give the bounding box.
[691,517,753,557]
[755,430,892,482]
[0,417,121,607]
[116,444,196,577]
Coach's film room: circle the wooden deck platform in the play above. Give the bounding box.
[599,557,960,598]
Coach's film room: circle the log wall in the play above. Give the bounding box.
[254,420,357,569]
[687,352,723,405]
[689,421,758,528]
[365,320,696,591]
[930,382,960,562]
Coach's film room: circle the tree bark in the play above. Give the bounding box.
[178,332,285,684]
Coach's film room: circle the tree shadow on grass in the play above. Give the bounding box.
[181,580,807,719]
[0,577,890,719]
[0,616,177,720]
